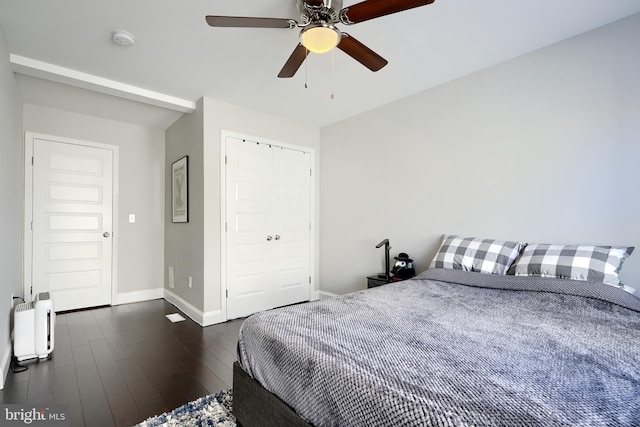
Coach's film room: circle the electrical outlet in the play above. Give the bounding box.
[188,276,193,288]
[168,266,175,288]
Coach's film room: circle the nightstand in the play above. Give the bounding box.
[367,275,400,288]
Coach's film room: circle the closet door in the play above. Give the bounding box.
[225,137,311,319]
[273,146,311,308]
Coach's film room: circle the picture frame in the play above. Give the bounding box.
[171,156,189,223]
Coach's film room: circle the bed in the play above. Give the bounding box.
[233,238,640,426]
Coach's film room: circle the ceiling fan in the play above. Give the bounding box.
[206,0,435,78]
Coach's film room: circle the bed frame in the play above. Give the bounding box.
[233,362,312,427]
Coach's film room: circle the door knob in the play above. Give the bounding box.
[275,235,281,240]
[266,235,273,241]
[103,232,111,238]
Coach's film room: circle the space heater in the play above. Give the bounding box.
[13,292,55,361]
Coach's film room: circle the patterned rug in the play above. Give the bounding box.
[135,389,235,427]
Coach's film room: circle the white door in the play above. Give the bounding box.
[274,146,311,304]
[225,137,311,319]
[31,137,114,312]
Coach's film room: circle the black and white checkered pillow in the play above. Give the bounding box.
[510,244,635,286]
[429,235,526,275]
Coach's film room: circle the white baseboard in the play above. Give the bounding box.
[202,309,224,326]
[311,291,320,301]
[163,289,224,327]
[319,290,338,299]
[0,337,12,390]
[113,288,164,305]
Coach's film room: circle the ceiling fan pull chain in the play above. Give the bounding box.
[330,49,335,100]
[304,49,309,89]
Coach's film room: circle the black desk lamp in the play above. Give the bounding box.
[376,239,391,281]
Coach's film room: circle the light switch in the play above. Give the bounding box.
[129,214,136,223]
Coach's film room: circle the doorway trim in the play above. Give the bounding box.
[23,131,119,306]
[219,129,316,321]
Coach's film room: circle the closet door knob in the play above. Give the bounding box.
[266,235,273,241]
[275,235,281,240]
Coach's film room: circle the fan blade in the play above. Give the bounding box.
[206,15,296,29]
[340,0,434,24]
[337,34,388,72]
[278,44,308,78]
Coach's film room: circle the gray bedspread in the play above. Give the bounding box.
[237,269,640,426]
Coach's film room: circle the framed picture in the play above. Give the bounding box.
[171,156,189,223]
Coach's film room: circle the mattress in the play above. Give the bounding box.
[237,268,640,426]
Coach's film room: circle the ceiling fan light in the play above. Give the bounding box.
[300,24,340,54]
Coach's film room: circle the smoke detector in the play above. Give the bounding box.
[112,30,135,47]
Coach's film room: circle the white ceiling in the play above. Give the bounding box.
[1,0,640,129]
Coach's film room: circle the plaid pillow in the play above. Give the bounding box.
[429,235,526,275]
[510,244,635,286]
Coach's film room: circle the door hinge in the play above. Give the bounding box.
[31,156,34,165]
[310,168,312,176]
[226,289,228,298]
[225,222,228,232]
[30,286,33,297]
[309,276,311,284]
[31,221,33,230]
[225,155,228,165]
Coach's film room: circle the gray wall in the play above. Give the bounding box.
[319,14,640,295]
[165,98,205,311]
[23,104,166,298]
[0,24,24,387]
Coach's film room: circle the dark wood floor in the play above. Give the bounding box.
[0,299,244,427]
